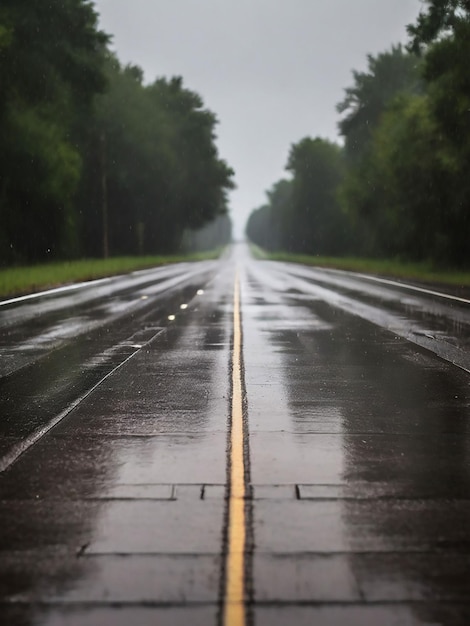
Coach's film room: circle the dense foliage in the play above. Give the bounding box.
[0,1,234,264]
[246,138,348,255]
[247,1,470,268]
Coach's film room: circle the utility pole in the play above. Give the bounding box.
[100,131,109,259]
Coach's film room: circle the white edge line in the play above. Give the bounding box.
[0,349,139,473]
[1,259,218,308]
[350,272,470,305]
[0,277,112,307]
[279,263,470,306]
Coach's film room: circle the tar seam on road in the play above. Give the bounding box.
[222,271,251,626]
[0,349,140,473]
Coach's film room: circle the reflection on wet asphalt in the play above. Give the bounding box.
[1,244,470,625]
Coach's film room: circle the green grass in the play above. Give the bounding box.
[0,250,222,299]
[5,246,469,300]
[252,248,470,288]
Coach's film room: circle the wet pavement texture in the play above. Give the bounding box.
[1,245,470,625]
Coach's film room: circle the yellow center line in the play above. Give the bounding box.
[223,272,247,626]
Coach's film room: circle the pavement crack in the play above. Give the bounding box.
[76,543,89,558]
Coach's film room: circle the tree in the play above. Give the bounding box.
[80,61,235,257]
[364,94,456,260]
[337,45,422,162]
[406,0,470,265]
[408,0,470,53]
[246,205,274,250]
[337,46,426,258]
[0,0,109,263]
[0,4,235,264]
[246,179,294,251]
[265,179,294,251]
[247,139,349,256]
[408,0,470,150]
[286,137,348,255]
[146,77,234,251]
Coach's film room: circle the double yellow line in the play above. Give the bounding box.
[223,273,248,626]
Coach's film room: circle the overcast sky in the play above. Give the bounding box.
[93,0,423,238]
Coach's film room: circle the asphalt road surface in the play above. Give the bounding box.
[1,244,470,625]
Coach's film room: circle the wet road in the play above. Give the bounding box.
[1,244,470,625]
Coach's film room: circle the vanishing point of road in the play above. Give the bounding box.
[1,244,470,625]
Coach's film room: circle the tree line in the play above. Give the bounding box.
[0,0,234,265]
[246,0,469,268]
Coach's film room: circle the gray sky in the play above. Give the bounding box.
[93,0,423,238]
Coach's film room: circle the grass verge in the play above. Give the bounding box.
[0,250,222,299]
[254,249,470,288]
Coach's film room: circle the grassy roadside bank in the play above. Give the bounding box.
[250,246,470,289]
[0,250,222,299]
